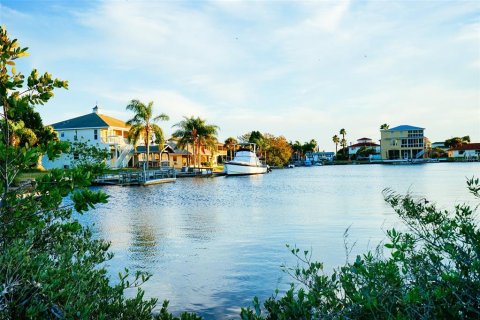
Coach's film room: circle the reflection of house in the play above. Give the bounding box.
[380,125,427,160]
[348,138,380,156]
[448,143,480,159]
[43,106,134,169]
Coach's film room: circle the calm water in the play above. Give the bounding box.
[78,163,479,318]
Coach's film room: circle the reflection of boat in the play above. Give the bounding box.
[224,143,268,176]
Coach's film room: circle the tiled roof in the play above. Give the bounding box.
[357,137,372,141]
[51,112,129,130]
[389,125,424,131]
[451,143,480,151]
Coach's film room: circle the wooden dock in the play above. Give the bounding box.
[95,169,176,186]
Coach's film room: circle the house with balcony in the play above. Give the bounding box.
[42,106,135,169]
[380,125,428,160]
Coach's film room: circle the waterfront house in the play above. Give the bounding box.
[305,151,335,162]
[448,143,480,160]
[348,137,381,158]
[43,106,135,169]
[380,125,428,160]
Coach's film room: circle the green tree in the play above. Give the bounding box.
[126,99,169,169]
[172,116,219,168]
[380,123,389,130]
[224,136,237,161]
[332,134,340,154]
[445,136,470,149]
[291,140,303,161]
[339,128,347,157]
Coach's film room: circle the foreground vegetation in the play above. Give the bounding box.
[2,26,479,319]
[241,178,480,319]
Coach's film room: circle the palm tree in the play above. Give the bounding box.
[126,99,169,170]
[172,116,219,168]
[380,123,390,130]
[340,138,347,155]
[339,128,347,156]
[332,135,340,154]
[224,137,237,161]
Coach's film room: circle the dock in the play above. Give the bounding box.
[95,168,176,186]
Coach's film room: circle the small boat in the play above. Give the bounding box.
[287,164,295,168]
[224,143,268,176]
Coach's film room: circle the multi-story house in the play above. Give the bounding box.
[380,125,427,160]
[42,106,135,169]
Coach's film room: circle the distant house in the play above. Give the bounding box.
[305,151,335,162]
[43,106,135,169]
[431,141,448,151]
[348,137,380,157]
[448,143,480,159]
[380,125,427,160]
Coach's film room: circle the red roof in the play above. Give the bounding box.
[451,143,480,151]
[349,142,379,148]
[357,137,371,141]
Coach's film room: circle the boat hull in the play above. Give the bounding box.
[224,163,268,175]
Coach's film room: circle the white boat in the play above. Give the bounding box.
[224,143,268,176]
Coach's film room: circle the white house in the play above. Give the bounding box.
[43,106,134,169]
[348,137,381,156]
[448,143,480,160]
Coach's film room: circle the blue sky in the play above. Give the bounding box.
[2,0,479,149]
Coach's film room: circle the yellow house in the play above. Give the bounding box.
[380,125,427,160]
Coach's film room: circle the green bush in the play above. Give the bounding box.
[241,177,480,319]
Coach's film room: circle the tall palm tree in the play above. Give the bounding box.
[172,116,219,168]
[339,128,347,156]
[126,99,169,169]
[340,138,347,156]
[332,135,340,154]
[224,137,237,161]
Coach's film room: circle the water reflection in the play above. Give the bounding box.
[81,163,479,318]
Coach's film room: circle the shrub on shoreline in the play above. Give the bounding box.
[241,178,480,319]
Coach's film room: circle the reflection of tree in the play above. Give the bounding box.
[129,213,159,265]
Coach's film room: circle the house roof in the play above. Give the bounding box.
[357,137,372,141]
[51,112,129,130]
[349,142,380,148]
[135,144,176,154]
[450,143,480,151]
[388,125,425,131]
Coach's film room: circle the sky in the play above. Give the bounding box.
[1,0,479,149]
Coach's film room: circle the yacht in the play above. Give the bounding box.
[224,143,268,176]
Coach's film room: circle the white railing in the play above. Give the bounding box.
[102,135,129,145]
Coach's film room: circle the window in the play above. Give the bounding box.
[73,153,79,160]
[94,129,98,140]
[60,132,64,138]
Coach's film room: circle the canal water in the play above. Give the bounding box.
[79,162,479,318]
